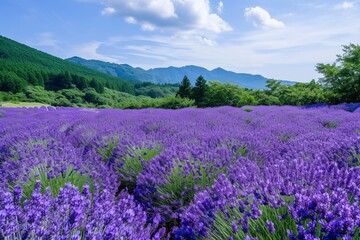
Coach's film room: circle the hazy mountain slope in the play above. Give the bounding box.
[67,57,296,89]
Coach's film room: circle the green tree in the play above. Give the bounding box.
[192,75,208,107]
[83,88,100,104]
[265,79,282,96]
[316,43,360,103]
[176,75,192,99]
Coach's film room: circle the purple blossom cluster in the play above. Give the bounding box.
[0,105,359,239]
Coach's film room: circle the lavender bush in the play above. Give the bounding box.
[0,105,359,239]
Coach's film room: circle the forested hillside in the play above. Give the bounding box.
[0,36,136,94]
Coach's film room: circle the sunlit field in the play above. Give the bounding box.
[1,106,359,239]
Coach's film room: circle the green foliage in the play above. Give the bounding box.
[83,88,100,104]
[321,121,338,129]
[0,71,27,93]
[24,86,55,104]
[346,148,360,167]
[116,145,163,191]
[204,81,257,107]
[177,75,192,99]
[158,96,195,109]
[264,79,326,106]
[155,160,225,208]
[208,204,297,240]
[244,108,253,112]
[317,43,360,103]
[90,78,105,93]
[18,164,94,202]
[192,75,208,107]
[135,82,179,98]
[53,96,72,107]
[235,146,247,157]
[97,136,119,163]
[250,90,281,106]
[0,36,135,94]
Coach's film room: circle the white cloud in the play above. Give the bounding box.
[125,16,137,24]
[198,36,216,46]
[101,6,116,16]
[335,1,355,9]
[245,6,285,28]
[217,1,224,14]
[70,41,122,63]
[90,0,231,33]
[141,23,156,31]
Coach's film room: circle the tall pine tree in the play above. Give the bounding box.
[192,75,208,107]
[176,75,192,98]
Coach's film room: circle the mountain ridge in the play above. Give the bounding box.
[67,56,296,89]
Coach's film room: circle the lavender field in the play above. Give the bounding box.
[0,106,360,239]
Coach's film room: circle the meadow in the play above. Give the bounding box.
[0,105,360,239]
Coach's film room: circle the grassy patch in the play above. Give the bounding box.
[244,108,253,112]
[208,203,297,240]
[116,145,163,193]
[15,164,93,203]
[321,121,338,129]
[155,160,226,208]
[0,101,50,108]
[235,146,247,157]
[97,136,119,163]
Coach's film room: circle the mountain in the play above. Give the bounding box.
[0,35,135,94]
[67,57,296,89]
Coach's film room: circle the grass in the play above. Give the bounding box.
[0,101,50,108]
[97,136,119,163]
[14,164,94,203]
[321,121,338,129]
[155,159,226,208]
[207,201,297,240]
[116,145,163,193]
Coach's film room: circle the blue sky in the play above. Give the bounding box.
[1,0,359,82]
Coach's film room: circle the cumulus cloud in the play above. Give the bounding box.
[125,16,137,24]
[71,41,122,63]
[335,1,355,9]
[217,1,224,14]
[245,6,285,28]
[90,0,231,33]
[101,7,116,16]
[141,23,156,31]
[198,36,216,46]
